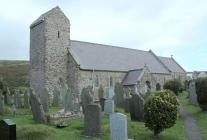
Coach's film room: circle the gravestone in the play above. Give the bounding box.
[29,89,46,123]
[189,81,198,105]
[0,119,16,140]
[81,87,93,114]
[110,113,130,140]
[40,88,49,112]
[107,87,115,99]
[52,87,60,107]
[124,98,131,113]
[129,94,144,121]
[84,104,101,137]
[100,97,106,111]
[104,99,114,117]
[0,90,4,115]
[64,87,73,112]
[24,90,30,108]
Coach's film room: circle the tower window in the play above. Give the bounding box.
[58,31,60,38]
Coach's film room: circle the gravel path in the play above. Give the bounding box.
[180,106,202,140]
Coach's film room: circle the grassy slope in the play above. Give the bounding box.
[0,107,184,140]
[180,92,207,139]
[0,60,30,88]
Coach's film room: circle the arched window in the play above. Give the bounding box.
[110,76,113,87]
[156,83,161,91]
[95,75,99,87]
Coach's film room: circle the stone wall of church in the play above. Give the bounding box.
[44,9,70,94]
[30,21,45,97]
[77,70,126,100]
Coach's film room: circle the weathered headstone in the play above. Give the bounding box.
[24,89,30,108]
[29,89,46,123]
[107,87,115,99]
[12,104,16,116]
[129,94,144,121]
[104,99,114,117]
[52,87,60,107]
[110,113,129,140]
[100,97,106,111]
[189,81,198,105]
[124,98,131,113]
[0,119,16,140]
[84,104,101,137]
[0,90,4,115]
[40,88,49,112]
[64,87,73,112]
[81,87,93,114]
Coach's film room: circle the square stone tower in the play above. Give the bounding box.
[30,6,70,97]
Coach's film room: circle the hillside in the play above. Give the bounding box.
[0,60,30,88]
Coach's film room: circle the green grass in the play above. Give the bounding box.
[0,107,184,140]
[180,92,207,139]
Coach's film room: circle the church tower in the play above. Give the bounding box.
[30,6,70,98]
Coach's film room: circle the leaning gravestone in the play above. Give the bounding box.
[29,89,46,123]
[189,81,198,105]
[129,94,144,121]
[0,119,16,140]
[84,104,101,137]
[110,113,131,140]
[0,90,4,115]
[104,99,114,117]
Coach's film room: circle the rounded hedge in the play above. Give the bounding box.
[144,90,179,136]
[163,79,183,95]
[195,78,207,111]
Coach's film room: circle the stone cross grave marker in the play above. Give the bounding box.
[104,99,114,117]
[189,81,198,105]
[84,104,101,137]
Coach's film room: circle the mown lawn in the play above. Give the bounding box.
[0,106,184,140]
[180,92,207,140]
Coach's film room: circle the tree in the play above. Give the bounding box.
[98,85,104,99]
[114,83,124,108]
[163,79,183,95]
[144,90,179,136]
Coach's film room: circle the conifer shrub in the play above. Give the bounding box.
[114,83,124,108]
[163,79,183,95]
[144,90,179,136]
[98,85,104,99]
[195,78,207,111]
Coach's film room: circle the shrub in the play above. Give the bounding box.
[163,79,183,95]
[144,90,179,136]
[98,85,104,99]
[114,83,124,108]
[195,78,207,111]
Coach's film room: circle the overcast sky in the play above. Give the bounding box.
[0,0,207,71]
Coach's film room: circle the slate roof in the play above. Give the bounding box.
[69,40,170,74]
[158,56,186,73]
[122,69,143,86]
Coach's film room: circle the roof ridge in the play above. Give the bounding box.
[170,57,186,73]
[71,40,148,53]
[149,50,171,73]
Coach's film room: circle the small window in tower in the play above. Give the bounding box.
[58,31,60,38]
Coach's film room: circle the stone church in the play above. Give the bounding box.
[30,6,186,100]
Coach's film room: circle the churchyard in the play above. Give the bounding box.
[0,61,207,140]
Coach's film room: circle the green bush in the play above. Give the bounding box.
[195,78,207,111]
[114,83,124,108]
[163,79,183,95]
[144,90,179,136]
